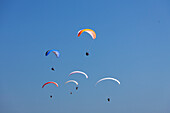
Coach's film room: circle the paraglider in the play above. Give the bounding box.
[77,29,96,56]
[45,49,60,71]
[65,80,78,94]
[96,77,120,102]
[42,82,58,98]
[45,49,60,58]
[69,71,88,79]
[42,81,59,88]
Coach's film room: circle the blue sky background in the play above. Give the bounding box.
[0,0,170,113]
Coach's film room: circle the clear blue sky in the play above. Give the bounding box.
[0,0,170,113]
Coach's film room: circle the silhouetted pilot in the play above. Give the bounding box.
[51,67,55,71]
[76,87,78,90]
[86,52,89,56]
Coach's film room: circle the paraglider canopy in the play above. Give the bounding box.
[42,81,59,88]
[65,80,78,85]
[69,71,88,79]
[78,29,96,39]
[45,49,60,58]
[96,77,120,85]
